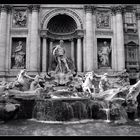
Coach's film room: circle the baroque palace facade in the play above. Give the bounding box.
[0,4,140,84]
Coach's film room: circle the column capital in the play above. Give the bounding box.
[49,38,54,42]
[115,6,124,14]
[110,6,116,16]
[0,4,11,13]
[92,7,97,15]
[69,38,74,42]
[42,35,47,39]
[76,36,82,39]
[28,4,40,12]
[84,5,95,13]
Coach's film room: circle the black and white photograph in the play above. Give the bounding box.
[0,3,140,136]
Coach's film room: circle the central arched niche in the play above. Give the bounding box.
[47,14,78,72]
[47,14,77,34]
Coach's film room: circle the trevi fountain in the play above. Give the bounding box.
[0,40,140,136]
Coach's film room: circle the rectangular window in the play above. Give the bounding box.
[125,12,136,24]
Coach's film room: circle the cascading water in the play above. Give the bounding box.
[0,68,135,125]
[103,108,110,123]
[99,101,111,123]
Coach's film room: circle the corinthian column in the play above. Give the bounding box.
[0,5,8,71]
[42,37,47,72]
[29,5,40,72]
[77,37,82,72]
[85,5,94,72]
[111,7,117,71]
[49,40,53,70]
[92,7,97,69]
[70,39,75,63]
[5,6,11,72]
[137,13,140,67]
[115,6,125,71]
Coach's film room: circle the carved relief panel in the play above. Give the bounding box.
[12,9,27,28]
[11,38,26,69]
[96,11,111,29]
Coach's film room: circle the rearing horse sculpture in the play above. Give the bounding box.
[82,71,95,95]
[91,79,140,123]
[126,80,140,102]
[12,69,34,91]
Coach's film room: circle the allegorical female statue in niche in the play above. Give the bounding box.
[12,41,26,68]
[98,41,111,67]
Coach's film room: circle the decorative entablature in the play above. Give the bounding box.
[40,29,84,40]
[84,5,124,15]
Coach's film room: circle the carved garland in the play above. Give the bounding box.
[41,8,83,29]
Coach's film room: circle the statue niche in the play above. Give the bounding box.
[48,40,76,86]
[98,39,112,68]
[11,39,26,69]
[50,40,75,74]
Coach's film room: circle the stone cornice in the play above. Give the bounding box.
[40,29,84,40]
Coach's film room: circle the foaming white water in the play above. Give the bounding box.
[28,119,94,124]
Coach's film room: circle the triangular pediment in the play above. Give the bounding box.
[127,41,138,46]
